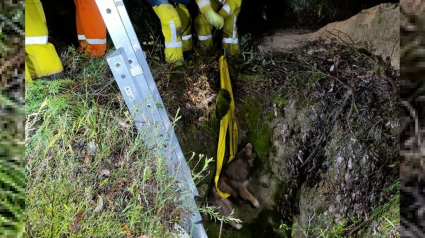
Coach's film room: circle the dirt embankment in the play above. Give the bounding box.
[259,3,400,70]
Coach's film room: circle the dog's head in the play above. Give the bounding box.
[236,143,254,167]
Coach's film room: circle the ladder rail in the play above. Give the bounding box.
[94,1,207,237]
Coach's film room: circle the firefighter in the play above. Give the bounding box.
[74,0,107,57]
[195,0,241,59]
[146,0,198,63]
[25,0,64,80]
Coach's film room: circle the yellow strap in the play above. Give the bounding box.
[215,56,238,198]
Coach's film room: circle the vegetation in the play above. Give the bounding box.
[1,0,25,237]
[24,48,216,237]
[279,180,400,237]
[21,1,402,237]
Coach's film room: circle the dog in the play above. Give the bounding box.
[206,143,260,229]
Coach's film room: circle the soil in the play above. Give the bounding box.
[258,3,400,70]
[168,36,399,238]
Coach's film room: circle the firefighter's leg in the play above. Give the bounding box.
[152,4,184,63]
[222,10,240,60]
[194,0,220,54]
[194,13,212,54]
[175,3,192,52]
[74,0,87,52]
[74,0,107,57]
[25,63,32,81]
[25,0,63,79]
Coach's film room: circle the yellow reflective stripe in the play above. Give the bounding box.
[222,16,238,44]
[222,4,231,16]
[25,36,48,45]
[165,42,183,48]
[165,20,182,48]
[182,34,192,41]
[223,38,238,44]
[197,0,210,9]
[198,34,212,40]
[169,20,177,44]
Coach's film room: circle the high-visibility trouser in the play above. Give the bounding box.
[175,3,193,53]
[194,0,241,57]
[74,0,107,57]
[148,0,192,62]
[25,0,63,80]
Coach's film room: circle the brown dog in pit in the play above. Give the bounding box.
[207,143,260,229]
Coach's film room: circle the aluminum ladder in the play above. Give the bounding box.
[94,0,207,237]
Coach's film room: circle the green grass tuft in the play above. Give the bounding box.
[25,49,203,237]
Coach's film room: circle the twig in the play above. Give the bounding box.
[218,220,223,238]
[346,93,358,140]
[322,28,356,46]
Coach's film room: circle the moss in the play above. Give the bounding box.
[237,97,274,160]
[315,206,325,215]
[295,189,302,201]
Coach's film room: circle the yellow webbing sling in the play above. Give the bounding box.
[215,56,238,198]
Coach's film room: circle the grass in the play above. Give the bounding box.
[1,1,25,237]
[278,180,400,238]
[355,180,400,238]
[1,95,25,238]
[25,48,208,237]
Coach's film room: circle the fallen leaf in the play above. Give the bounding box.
[100,169,110,177]
[388,164,396,168]
[94,195,103,213]
[70,211,84,232]
[188,91,194,101]
[85,154,92,164]
[88,140,96,155]
[123,225,131,237]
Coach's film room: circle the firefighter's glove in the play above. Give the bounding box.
[205,9,224,29]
